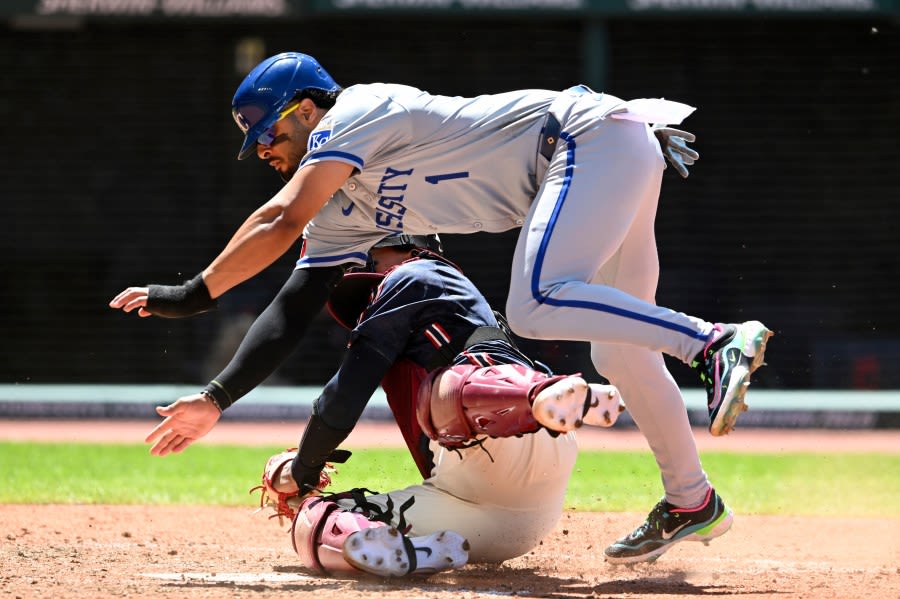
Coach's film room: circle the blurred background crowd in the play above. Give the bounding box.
[2,0,898,392]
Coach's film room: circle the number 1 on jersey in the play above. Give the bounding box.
[425,172,469,185]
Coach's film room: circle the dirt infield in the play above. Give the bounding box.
[2,420,899,598]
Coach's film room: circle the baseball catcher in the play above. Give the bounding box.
[240,233,624,576]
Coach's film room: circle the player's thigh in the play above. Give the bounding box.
[589,206,661,303]
[357,481,557,563]
[510,119,662,300]
[430,431,577,509]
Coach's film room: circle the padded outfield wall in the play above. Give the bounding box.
[1,3,898,392]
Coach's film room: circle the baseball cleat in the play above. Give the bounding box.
[583,383,626,427]
[604,487,733,565]
[343,526,469,577]
[693,320,773,437]
[532,377,624,432]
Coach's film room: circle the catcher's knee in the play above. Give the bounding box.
[291,496,386,574]
[416,364,559,446]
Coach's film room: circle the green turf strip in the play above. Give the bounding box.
[1,443,897,517]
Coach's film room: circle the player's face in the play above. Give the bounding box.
[369,247,413,273]
[255,114,312,181]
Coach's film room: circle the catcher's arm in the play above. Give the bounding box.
[202,266,344,411]
[258,353,388,521]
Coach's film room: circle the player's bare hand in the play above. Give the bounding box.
[109,287,154,318]
[145,394,221,456]
[110,275,217,319]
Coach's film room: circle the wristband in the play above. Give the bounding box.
[146,273,217,318]
[202,380,234,411]
[200,391,223,414]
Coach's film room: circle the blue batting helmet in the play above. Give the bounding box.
[231,52,340,160]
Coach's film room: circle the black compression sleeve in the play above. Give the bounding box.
[314,337,394,430]
[203,266,344,409]
[290,412,353,492]
[292,342,392,489]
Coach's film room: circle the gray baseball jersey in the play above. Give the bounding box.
[298,84,559,269]
[299,82,716,508]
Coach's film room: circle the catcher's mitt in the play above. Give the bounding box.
[251,448,351,523]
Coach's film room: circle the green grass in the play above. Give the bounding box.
[2,442,898,517]
[568,452,900,516]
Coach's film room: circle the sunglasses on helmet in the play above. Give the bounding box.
[256,101,302,147]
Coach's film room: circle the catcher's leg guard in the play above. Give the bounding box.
[343,527,470,577]
[291,496,387,574]
[532,378,626,431]
[416,363,570,446]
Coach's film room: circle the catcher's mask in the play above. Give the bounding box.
[326,234,443,329]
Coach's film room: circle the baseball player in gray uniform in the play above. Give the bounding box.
[110,52,772,565]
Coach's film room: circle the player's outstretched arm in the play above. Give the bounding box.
[202,161,354,297]
[108,161,353,319]
[202,266,345,410]
[291,339,395,489]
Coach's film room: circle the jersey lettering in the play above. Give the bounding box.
[375,211,402,230]
[374,166,413,232]
[377,196,407,214]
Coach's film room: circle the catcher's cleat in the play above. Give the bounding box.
[532,376,623,432]
[604,487,733,565]
[343,527,470,577]
[582,383,626,427]
[693,320,773,437]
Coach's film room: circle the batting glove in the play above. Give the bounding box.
[653,126,699,179]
